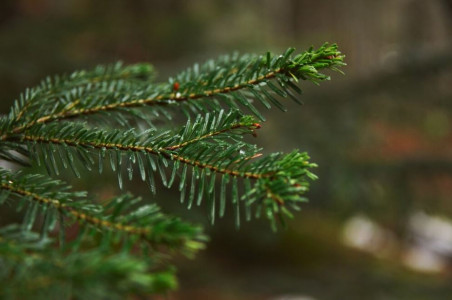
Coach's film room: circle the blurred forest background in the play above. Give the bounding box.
[1,0,452,299]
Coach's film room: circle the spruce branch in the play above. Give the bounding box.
[12,62,156,123]
[0,43,345,298]
[0,226,179,297]
[5,110,261,177]
[2,43,344,140]
[2,62,157,139]
[0,169,205,254]
[4,115,315,228]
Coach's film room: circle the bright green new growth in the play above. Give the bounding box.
[0,43,345,298]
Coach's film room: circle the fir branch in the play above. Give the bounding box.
[17,122,264,179]
[0,227,179,298]
[2,44,345,140]
[0,42,346,298]
[2,110,260,176]
[3,62,157,138]
[5,119,315,227]
[13,62,155,120]
[0,169,205,253]
[1,182,149,236]
[164,118,260,151]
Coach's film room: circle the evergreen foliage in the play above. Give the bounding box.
[0,43,345,298]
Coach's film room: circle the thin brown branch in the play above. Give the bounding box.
[0,183,151,236]
[16,135,267,179]
[164,123,254,151]
[2,69,281,140]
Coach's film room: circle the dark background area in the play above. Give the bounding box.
[1,1,452,299]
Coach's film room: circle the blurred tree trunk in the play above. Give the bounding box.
[442,0,452,42]
[288,0,301,39]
